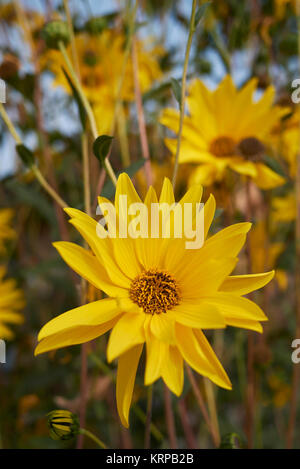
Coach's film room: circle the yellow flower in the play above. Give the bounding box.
[0,208,16,255]
[0,266,25,340]
[274,0,295,20]
[271,107,299,178]
[35,173,274,427]
[269,110,297,226]
[41,31,164,134]
[272,193,296,224]
[160,75,288,189]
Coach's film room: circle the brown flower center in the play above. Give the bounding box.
[129,269,180,315]
[237,137,265,161]
[209,136,236,157]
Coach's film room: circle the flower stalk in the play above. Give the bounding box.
[172,0,197,189]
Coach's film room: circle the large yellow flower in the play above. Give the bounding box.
[0,208,16,255]
[42,30,164,134]
[160,75,287,189]
[35,173,274,427]
[0,266,25,340]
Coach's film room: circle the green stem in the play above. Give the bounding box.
[63,0,81,77]
[82,133,91,215]
[0,103,22,144]
[58,41,117,186]
[0,103,68,209]
[32,165,68,209]
[172,0,197,189]
[79,428,108,449]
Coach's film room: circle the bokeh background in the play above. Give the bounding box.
[0,0,298,449]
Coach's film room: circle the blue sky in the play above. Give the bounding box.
[0,0,249,178]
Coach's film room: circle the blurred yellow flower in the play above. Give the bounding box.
[160,75,288,189]
[270,109,297,226]
[272,193,296,224]
[0,266,25,340]
[272,108,299,178]
[36,173,274,427]
[268,374,291,408]
[0,208,16,255]
[274,0,295,20]
[41,30,164,134]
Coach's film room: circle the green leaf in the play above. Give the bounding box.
[142,81,171,102]
[16,144,35,168]
[194,2,210,28]
[93,135,114,166]
[4,178,56,225]
[101,159,145,199]
[170,77,182,105]
[62,67,87,130]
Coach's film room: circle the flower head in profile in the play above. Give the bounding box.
[47,410,79,441]
[0,209,16,255]
[41,30,164,134]
[0,266,25,340]
[160,75,288,189]
[35,173,274,427]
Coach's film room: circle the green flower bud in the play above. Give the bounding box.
[219,432,243,449]
[42,21,70,50]
[47,410,79,441]
[85,17,108,35]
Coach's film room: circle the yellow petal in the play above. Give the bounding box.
[159,177,175,204]
[220,271,274,295]
[115,172,142,217]
[189,164,218,187]
[150,313,175,343]
[144,333,167,385]
[177,257,238,298]
[116,344,143,427]
[175,323,217,378]
[203,293,268,322]
[161,345,184,396]
[0,312,24,324]
[193,329,232,389]
[228,159,257,177]
[69,217,131,288]
[35,319,117,355]
[253,163,285,190]
[201,222,252,260]
[107,312,145,362]
[224,317,263,333]
[169,302,225,329]
[38,298,130,341]
[204,194,216,239]
[53,241,127,297]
